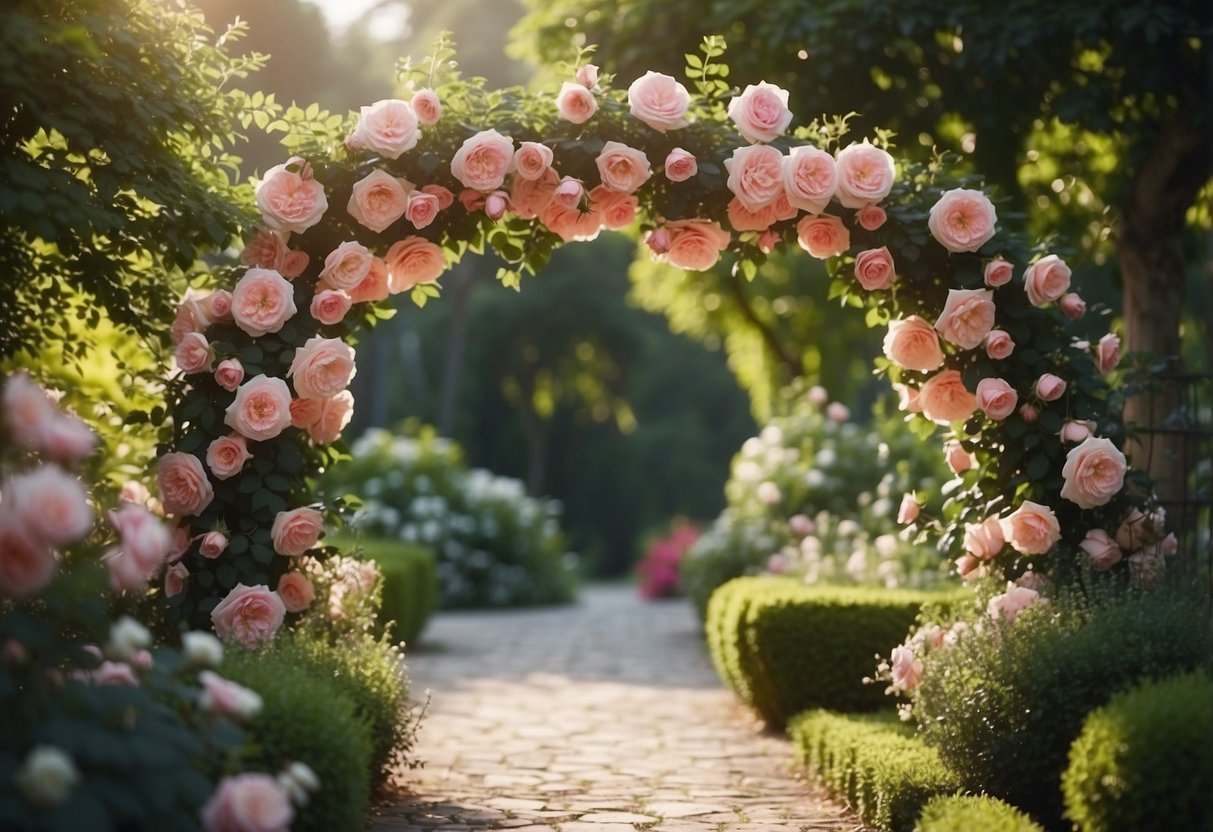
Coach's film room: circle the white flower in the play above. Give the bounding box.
[277,761,319,807]
[106,615,151,661]
[16,745,79,808]
[182,631,224,668]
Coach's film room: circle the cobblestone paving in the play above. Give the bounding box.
[369,584,861,831]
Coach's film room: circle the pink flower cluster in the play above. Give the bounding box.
[636,523,701,599]
[1079,506,1176,584]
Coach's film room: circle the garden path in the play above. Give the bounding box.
[369,584,861,832]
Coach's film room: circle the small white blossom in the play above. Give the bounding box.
[16,746,79,808]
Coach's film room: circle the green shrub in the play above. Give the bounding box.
[790,709,962,832]
[707,577,958,725]
[1062,670,1213,832]
[914,586,1212,829]
[331,534,439,646]
[914,795,1044,832]
[221,647,373,832]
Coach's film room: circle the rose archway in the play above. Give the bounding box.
[158,37,1163,640]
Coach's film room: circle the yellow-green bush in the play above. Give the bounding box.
[914,795,1043,832]
[332,535,439,646]
[1062,670,1213,832]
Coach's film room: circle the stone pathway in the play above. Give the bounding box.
[369,584,861,831]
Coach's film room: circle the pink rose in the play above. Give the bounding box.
[404,191,440,229]
[833,141,895,209]
[882,316,944,371]
[451,129,515,192]
[231,269,297,338]
[319,241,374,292]
[214,359,245,392]
[984,257,1014,287]
[271,507,324,557]
[1094,333,1121,373]
[346,169,411,233]
[484,190,510,221]
[928,188,998,253]
[897,494,920,524]
[1023,254,1071,306]
[201,773,293,832]
[540,202,601,244]
[664,148,698,182]
[976,377,1018,421]
[310,289,352,326]
[1060,436,1127,509]
[210,584,286,649]
[289,397,322,430]
[987,583,1043,624]
[646,227,670,255]
[857,204,887,230]
[410,89,441,125]
[240,230,308,279]
[255,158,328,235]
[782,146,837,214]
[955,553,985,581]
[276,572,315,613]
[827,402,850,423]
[198,670,262,720]
[120,480,150,506]
[287,337,356,400]
[796,214,850,259]
[42,415,96,463]
[757,229,781,253]
[2,372,54,451]
[889,645,924,693]
[627,71,691,132]
[588,186,638,230]
[93,660,139,686]
[347,99,419,159]
[1080,529,1122,570]
[595,141,652,194]
[165,562,188,597]
[347,258,391,304]
[0,511,54,598]
[790,514,816,537]
[385,237,446,291]
[108,504,169,571]
[853,246,897,291]
[513,142,554,181]
[1019,402,1039,423]
[1059,293,1086,319]
[157,452,214,518]
[576,64,599,89]
[963,516,1005,560]
[167,524,191,562]
[727,197,778,232]
[662,219,731,271]
[725,144,784,211]
[552,177,585,210]
[934,288,996,350]
[104,546,150,592]
[223,375,293,442]
[944,439,975,474]
[421,183,454,209]
[176,332,213,375]
[556,81,598,124]
[1059,420,1095,443]
[727,82,793,144]
[203,291,233,324]
[1000,501,1061,555]
[199,531,227,560]
[918,369,978,424]
[306,392,354,444]
[985,330,1015,360]
[1035,373,1067,402]
[893,383,922,413]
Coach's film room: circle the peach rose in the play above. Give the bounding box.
[857,204,887,230]
[627,71,691,132]
[1023,254,1071,306]
[411,89,441,125]
[576,64,599,89]
[164,562,188,597]
[271,507,324,557]
[1060,420,1096,443]
[934,288,996,349]
[540,200,602,242]
[451,129,515,192]
[727,82,793,144]
[1059,293,1086,319]
[347,169,411,233]
[214,359,245,392]
[782,145,836,214]
[255,158,328,235]
[552,177,585,210]
[664,148,697,182]
[513,142,554,181]
[893,383,921,413]
[985,330,1015,360]
[889,645,924,693]
[944,439,975,474]
[0,511,54,598]
[42,415,96,463]
[853,246,897,290]
[175,332,213,375]
[882,316,944,371]
[1060,436,1126,509]
[984,257,1014,287]
[347,99,419,159]
[918,369,978,424]
[347,257,390,304]
[662,219,731,271]
[287,337,356,400]
[928,188,998,253]
[206,435,251,481]
[199,531,227,559]
[385,237,446,291]
[796,214,850,259]
[103,546,149,592]
[556,81,598,124]
[310,289,352,326]
[319,241,374,291]
[1035,373,1067,402]
[307,391,354,444]
[897,494,920,524]
[595,141,652,194]
[987,583,1043,624]
[955,554,984,581]
[289,397,322,430]
[1094,333,1121,373]
[224,375,293,442]
[508,173,550,219]
[725,144,784,211]
[422,183,455,209]
[727,197,778,232]
[757,229,781,253]
[276,572,315,613]
[589,186,638,230]
[156,452,214,518]
[964,515,1005,560]
[405,191,440,229]
[201,773,293,832]
[2,372,54,451]
[240,230,308,280]
[210,584,286,649]
[976,377,1018,421]
[834,141,895,209]
[231,269,297,338]
[1080,529,1122,570]
[1000,501,1061,555]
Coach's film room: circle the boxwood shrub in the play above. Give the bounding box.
[914,795,1043,832]
[789,709,962,832]
[331,534,438,646]
[1062,670,1213,832]
[707,577,960,725]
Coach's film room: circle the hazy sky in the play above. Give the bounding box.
[301,0,411,38]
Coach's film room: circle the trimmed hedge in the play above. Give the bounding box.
[332,535,439,646]
[790,709,962,832]
[1062,670,1213,832]
[706,577,960,725]
[914,795,1044,832]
